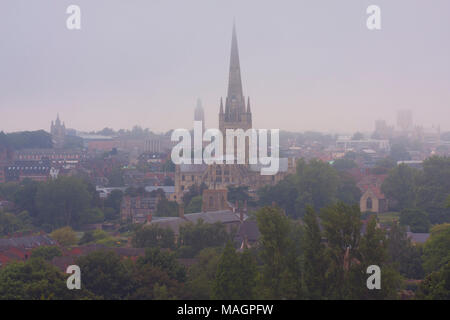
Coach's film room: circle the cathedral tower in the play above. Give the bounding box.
[219,23,252,134]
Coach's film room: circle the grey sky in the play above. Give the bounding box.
[1,0,449,134]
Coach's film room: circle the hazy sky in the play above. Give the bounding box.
[1,0,450,134]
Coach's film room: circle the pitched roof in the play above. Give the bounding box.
[234,220,260,243]
[151,210,244,234]
[406,232,430,244]
[0,235,56,249]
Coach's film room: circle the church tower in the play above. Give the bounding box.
[50,114,66,149]
[219,23,252,165]
[219,23,252,134]
[194,98,205,132]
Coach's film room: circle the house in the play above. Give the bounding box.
[406,232,430,245]
[120,195,160,224]
[150,209,246,237]
[360,186,388,213]
[358,174,389,213]
[234,220,261,250]
[4,159,53,182]
[0,235,57,267]
[0,200,14,212]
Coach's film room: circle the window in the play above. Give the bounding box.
[366,197,373,210]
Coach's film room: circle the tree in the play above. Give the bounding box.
[186,248,222,299]
[227,185,251,205]
[319,203,361,299]
[255,206,299,299]
[50,226,78,247]
[257,175,298,217]
[2,130,52,150]
[156,198,179,217]
[13,179,39,218]
[213,242,256,300]
[372,158,397,175]
[80,208,105,225]
[387,222,424,279]
[417,261,450,300]
[0,258,93,300]
[30,246,62,261]
[302,207,328,299]
[185,195,202,214]
[381,164,418,211]
[182,183,207,207]
[104,189,123,216]
[129,265,183,300]
[399,208,430,233]
[352,132,364,140]
[389,143,411,162]
[415,156,450,211]
[422,224,450,274]
[76,250,134,300]
[107,167,124,187]
[332,158,357,171]
[178,220,230,257]
[132,225,175,249]
[258,159,341,218]
[336,171,361,205]
[0,211,31,236]
[295,159,339,216]
[137,248,186,282]
[35,176,91,228]
[355,216,401,299]
[79,229,110,245]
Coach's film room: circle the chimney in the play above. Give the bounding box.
[271,201,276,207]
[179,204,185,219]
[235,200,239,213]
[146,214,152,224]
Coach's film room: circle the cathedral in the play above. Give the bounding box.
[173,24,295,203]
[50,114,66,149]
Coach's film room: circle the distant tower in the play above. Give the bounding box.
[219,23,252,163]
[397,110,413,132]
[50,114,66,148]
[219,23,252,134]
[194,98,205,132]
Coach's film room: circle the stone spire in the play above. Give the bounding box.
[219,22,252,137]
[225,22,246,116]
[194,98,205,132]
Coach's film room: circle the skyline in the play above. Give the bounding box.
[1,0,450,134]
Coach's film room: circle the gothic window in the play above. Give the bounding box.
[366,197,373,210]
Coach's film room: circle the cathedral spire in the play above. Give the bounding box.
[226,22,245,113]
